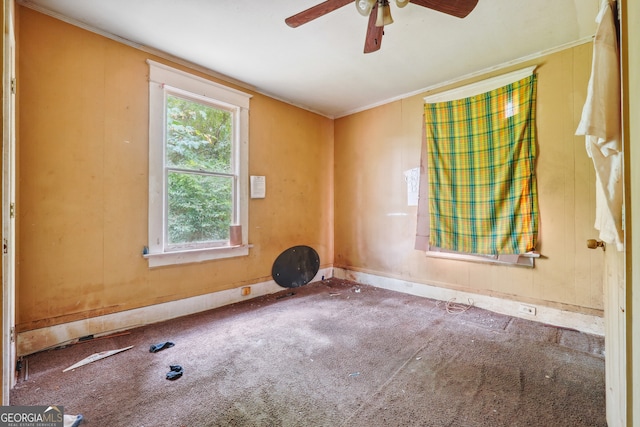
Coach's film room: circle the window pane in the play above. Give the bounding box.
[166,95,232,174]
[167,172,233,245]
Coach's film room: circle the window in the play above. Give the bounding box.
[146,60,251,267]
[415,66,539,267]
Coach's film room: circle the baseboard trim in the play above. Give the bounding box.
[17,265,603,356]
[16,267,334,356]
[334,268,604,336]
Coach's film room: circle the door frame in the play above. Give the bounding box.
[2,0,16,404]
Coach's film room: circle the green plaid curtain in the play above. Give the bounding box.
[425,75,538,255]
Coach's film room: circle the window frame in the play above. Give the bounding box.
[146,60,251,267]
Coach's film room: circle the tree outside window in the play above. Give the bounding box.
[165,95,234,247]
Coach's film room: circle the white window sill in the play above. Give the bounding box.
[144,244,251,268]
[425,249,538,268]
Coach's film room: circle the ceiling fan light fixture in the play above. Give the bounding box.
[356,0,376,16]
[375,0,393,27]
[395,0,409,7]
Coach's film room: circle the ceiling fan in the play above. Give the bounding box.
[285,0,479,54]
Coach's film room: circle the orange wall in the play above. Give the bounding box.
[334,43,604,315]
[16,7,334,332]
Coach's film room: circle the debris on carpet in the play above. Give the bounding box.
[149,341,175,353]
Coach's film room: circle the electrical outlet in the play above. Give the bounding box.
[241,286,251,296]
[519,304,536,316]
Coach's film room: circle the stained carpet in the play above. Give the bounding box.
[11,278,605,426]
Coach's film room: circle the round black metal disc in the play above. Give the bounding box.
[271,245,320,288]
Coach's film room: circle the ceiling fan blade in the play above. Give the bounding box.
[410,0,479,18]
[364,2,383,53]
[285,0,353,28]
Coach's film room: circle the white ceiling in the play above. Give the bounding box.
[20,0,600,118]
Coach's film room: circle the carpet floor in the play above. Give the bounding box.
[10,278,606,426]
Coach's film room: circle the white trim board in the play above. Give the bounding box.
[423,66,536,103]
[16,267,333,356]
[333,268,604,336]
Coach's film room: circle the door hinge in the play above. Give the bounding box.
[10,327,15,343]
[10,78,16,95]
[3,238,7,254]
[9,202,15,218]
